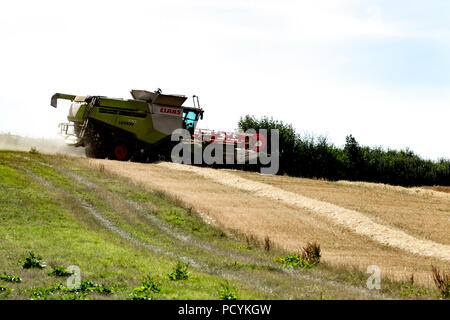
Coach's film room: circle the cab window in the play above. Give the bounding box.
[182,111,198,132]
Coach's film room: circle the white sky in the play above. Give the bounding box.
[0,0,449,160]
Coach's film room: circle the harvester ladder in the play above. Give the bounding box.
[79,96,99,139]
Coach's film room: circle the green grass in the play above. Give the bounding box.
[0,152,272,299]
[0,150,441,300]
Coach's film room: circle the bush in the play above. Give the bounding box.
[218,283,238,300]
[22,252,46,269]
[275,242,321,269]
[30,282,63,300]
[76,280,114,294]
[134,276,161,294]
[166,210,185,225]
[48,266,73,277]
[126,276,161,300]
[168,261,189,281]
[29,280,113,300]
[0,272,22,283]
[275,253,316,269]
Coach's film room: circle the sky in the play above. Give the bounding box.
[0,0,449,160]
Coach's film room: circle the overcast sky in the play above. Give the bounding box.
[0,0,449,160]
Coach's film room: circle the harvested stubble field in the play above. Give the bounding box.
[88,159,450,288]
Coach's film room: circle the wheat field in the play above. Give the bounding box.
[86,159,450,288]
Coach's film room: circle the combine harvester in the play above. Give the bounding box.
[51,89,266,164]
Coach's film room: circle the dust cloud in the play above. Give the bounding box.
[0,133,85,157]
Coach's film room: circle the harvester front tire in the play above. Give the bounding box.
[110,142,132,161]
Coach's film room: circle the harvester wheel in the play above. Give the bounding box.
[110,143,131,161]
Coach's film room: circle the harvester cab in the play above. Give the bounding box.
[51,88,204,161]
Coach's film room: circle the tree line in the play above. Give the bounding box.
[238,115,450,186]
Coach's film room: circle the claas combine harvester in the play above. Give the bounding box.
[51,89,264,163]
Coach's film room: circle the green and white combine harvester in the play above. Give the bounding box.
[51,89,262,163]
